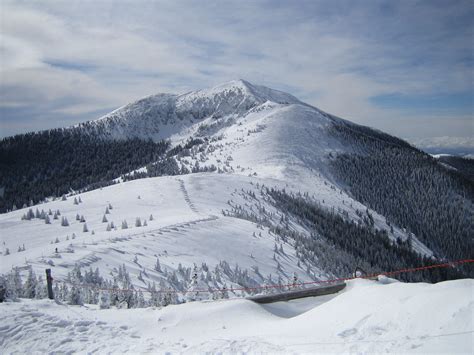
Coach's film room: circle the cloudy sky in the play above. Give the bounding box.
[1,0,473,142]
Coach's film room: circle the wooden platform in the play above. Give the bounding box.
[247,282,346,304]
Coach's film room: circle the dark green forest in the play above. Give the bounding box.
[328,122,474,263]
[0,129,169,212]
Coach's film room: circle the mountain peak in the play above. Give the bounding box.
[193,79,303,106]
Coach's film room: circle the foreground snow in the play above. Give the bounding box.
[1,278,472,354]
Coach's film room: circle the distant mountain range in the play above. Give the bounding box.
[408,136,474,157]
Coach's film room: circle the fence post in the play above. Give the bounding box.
[45,269,54,300]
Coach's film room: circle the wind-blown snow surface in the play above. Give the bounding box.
[1,278,472,353]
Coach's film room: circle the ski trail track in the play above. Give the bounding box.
[177,178,200,214]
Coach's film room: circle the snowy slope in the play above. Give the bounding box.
[0,174,327,292]
[2,278,472,353]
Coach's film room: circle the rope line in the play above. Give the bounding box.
[51,258,474,294]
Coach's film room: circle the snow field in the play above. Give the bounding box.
[1,278,472,353]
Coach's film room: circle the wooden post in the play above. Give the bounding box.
[45,268,54,300]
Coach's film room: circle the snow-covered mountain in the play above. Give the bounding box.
[1,80,472,353]
[78,79,307,141]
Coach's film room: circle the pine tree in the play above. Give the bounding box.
[105,206,110,214]
[135,217,142,227]
[137,290,145,308]
[68,286,83,305]
[83,223,88,233]
[99,290,110,309]
[74,197,79,205]
[61,216,69,226]
[35,276,47,299]
[102,215,108,223]
[121,220,128,229]
[154,257,162,272]
[23,267,37,298]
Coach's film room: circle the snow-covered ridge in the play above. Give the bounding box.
[76,79,319,141]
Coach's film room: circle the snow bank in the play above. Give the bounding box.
[1,278,472,353]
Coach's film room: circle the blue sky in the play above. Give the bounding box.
[0,0,472,142]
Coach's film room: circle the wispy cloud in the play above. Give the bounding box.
[1,0,472,139]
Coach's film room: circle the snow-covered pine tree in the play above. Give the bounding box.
[6,268,22,301]
[45,215,51,224]
[121,220,128,229]
[136,290,145,308]
[105,206,110,214]
[27,208,34,220]
[154,257,162,272]
[74,197,79,205]
[76,213,80,221]
[35,276,47,299]
[135,217,142,227]
[23,267,37,298]
[61,216,69,226]
[68,285,83,305]
[99,290,110,309]
[102,215,108,223]
[148,282,161,307]
[83,223,88,233]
